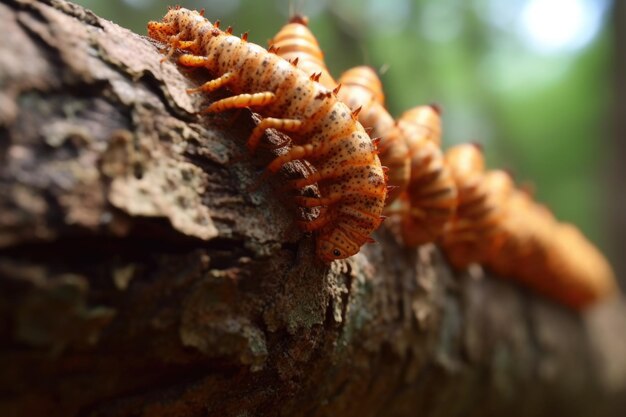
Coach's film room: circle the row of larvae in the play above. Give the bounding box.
[443,145,617,310]
[270,17,618,310]
[272,17,457,247]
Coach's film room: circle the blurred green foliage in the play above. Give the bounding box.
[73,0,614,258]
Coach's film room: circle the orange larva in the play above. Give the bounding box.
[270,21,410,203]
[483,187,617,310]
[147,7,387,262]
[543,222,617,309]
[381,105,457,246]
[437,163,618,310]
[336,67,411,203]
[268,15,336,90]
[439,144,507,269]
[483,187,548,281]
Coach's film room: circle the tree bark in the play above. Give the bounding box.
[1,1,625,416]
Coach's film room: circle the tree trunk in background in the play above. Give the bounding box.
[1,1,626,416]
[609,0,626,289]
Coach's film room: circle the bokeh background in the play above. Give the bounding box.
[73,0,625,288]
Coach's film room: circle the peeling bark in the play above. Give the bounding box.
[1,1,625,416]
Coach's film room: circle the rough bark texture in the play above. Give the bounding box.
[1,1,626,416]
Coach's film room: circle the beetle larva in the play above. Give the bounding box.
[148,7,388,262]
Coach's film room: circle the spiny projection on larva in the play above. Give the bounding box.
[147,7,388,262]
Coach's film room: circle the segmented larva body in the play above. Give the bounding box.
[544,223,617,309]
[382,105,457,246]
[484,189,617,310]
[268,15,336,89]
[433,142,616,309]
[271,21,410,203]
[472,169,516,258]
[337,67,411,203]
[147,8,387,262]
[440,144,507,269]
[484,189,550,282]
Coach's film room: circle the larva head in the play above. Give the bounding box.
[338,66,385,105]
[147,8,206,43]
[148,8,181,41]
[316,228,362,263]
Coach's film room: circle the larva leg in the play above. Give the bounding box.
[293,194,341,208]
[247,117,303,154]
[160,34,181,62]
[266,144,315,174]
[187,72,236,94]
[248,144,317,192]
[247,144,315,191]
[283,171,327,190]
[177,40,197,50]
[282,163,356,190]
[177,54,209,68]
[299,209,331,232]
[202,92,276,113]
